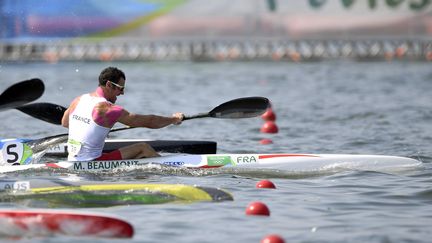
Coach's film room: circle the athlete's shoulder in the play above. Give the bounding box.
[106,103,124,115]
[92,102,124,127]
[94,101,123,110]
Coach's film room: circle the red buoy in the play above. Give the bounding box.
[245,202,270,216]
[256,180,276,189]
[261,108,276,121]
[260,121,278,133]
[261,234,285,243]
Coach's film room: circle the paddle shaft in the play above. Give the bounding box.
[183,113,209,120]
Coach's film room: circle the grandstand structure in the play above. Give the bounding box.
[1,0,431,62]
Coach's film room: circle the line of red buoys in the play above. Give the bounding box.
[260,103,278,145]
[246,179,285,242]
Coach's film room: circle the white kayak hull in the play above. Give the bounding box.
[0,153,421,173]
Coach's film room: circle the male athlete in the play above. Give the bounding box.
[61,67,184,161]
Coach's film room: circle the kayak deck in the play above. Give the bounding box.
[46,139,217,156]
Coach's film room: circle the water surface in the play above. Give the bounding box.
[0,61,431,242]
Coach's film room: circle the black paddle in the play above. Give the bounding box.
[16,102,67,125]
[0,79,44,112]
[26,96,270,153]
[0,79,66,124]
[110,96,270,132]
[183,96,270,120]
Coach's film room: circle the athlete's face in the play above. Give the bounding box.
[106,78,125,103]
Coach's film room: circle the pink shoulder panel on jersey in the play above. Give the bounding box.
[92,103,123,127]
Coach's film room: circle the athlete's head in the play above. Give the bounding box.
[98,67,126,103]
[98,67,126,87]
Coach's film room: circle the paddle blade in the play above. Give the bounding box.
[16,102,67,125]
[0,79,44,111]
[208,96,270,119]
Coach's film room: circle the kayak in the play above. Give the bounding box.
[0,179,234,206]
[45,139,218,156]
[0,153,421,173]
[0,209,133,238]
[0,138,217,158]
[0,137,217,166]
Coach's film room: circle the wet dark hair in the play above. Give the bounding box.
[98,67,126,86]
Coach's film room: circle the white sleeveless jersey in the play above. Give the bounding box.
[67,94,111,161]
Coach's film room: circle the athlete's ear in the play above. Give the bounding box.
[106,80,112,89]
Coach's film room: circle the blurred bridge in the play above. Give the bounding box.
[1,37,432,62]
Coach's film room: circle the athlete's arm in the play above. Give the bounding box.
[117,109,184,129]
[61,97,81,128]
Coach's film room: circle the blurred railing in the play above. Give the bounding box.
[1,37,432,62]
